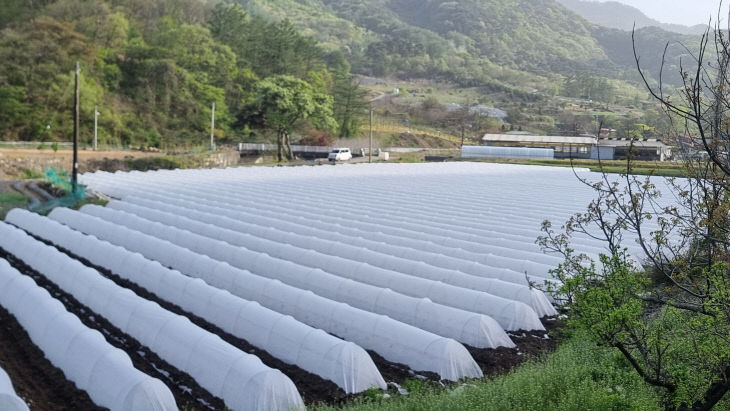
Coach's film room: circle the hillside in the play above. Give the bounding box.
[556,0,708,35]
[0,0,370,149]
[242,0,612,79]
[0,0,705,148]
[240,0,699,90]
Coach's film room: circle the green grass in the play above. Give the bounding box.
[17,168,45,179]
[391,152,426,163]
[315,332,663,411]
[382,153,685,177]
[0,192,28,219]
[124,156,186,171]
[70,197,108,210]
[466,158,686,177]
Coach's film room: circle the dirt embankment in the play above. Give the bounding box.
[0,149,241,178]
[0,149,164,179]
[385,132,461,149]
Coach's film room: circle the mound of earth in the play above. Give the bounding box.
[387,133,461,149]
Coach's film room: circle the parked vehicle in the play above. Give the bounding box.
[328,148,352,162]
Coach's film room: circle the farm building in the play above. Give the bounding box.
[481,134,672,161]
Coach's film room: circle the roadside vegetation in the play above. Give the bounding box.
[468,158,687,177]
[319,330,664,411]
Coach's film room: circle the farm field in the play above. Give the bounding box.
[0,162,663,410]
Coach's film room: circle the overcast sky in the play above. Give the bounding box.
[599,0,730,26]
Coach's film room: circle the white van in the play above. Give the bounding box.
[328,148,352,162]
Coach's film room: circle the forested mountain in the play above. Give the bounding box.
[556,0,708,35]
[0,0,705,147]
[240,0,699,89]
[243,0,611,80]
[0,0,367,150]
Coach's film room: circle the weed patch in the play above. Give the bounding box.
[316,332,662,411]
[0,192,28,220]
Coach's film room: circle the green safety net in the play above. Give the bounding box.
[29,168,87,213]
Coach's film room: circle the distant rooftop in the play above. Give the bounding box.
[482,134,671,148]
[482,134,597,145]
[598,139,669,148]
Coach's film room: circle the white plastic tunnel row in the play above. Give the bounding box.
[45,208,485,381]
[91,181,559,289]
[7,209,387,395]
[79,203,544,333]
[84,176,577,279]
[0,365,29,411]
[108,195,556,318]
[0,221,304,411]
[78,163,671,259]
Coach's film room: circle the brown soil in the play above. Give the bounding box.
[0,248,226,411]
[0,306,104,411]
[467,318,563,377]
[365,350,440,384]
[36,182,65,198]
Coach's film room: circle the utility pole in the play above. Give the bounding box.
[93,105,99,151]
[210,101,216,151]
[72,61,79,194]
[460,107,467,148]
[369,103,373,163]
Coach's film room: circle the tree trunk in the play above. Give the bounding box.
[284,130,294,160]
[686,374,730,411]
[277,130,284,162]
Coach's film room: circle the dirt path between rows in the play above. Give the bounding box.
[0,305,104,411]
[467,318,561,377]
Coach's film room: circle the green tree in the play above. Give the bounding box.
[208,2,250,46]
[331,70,367,138]
[0,17,96,140]
[252,75,335,161]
